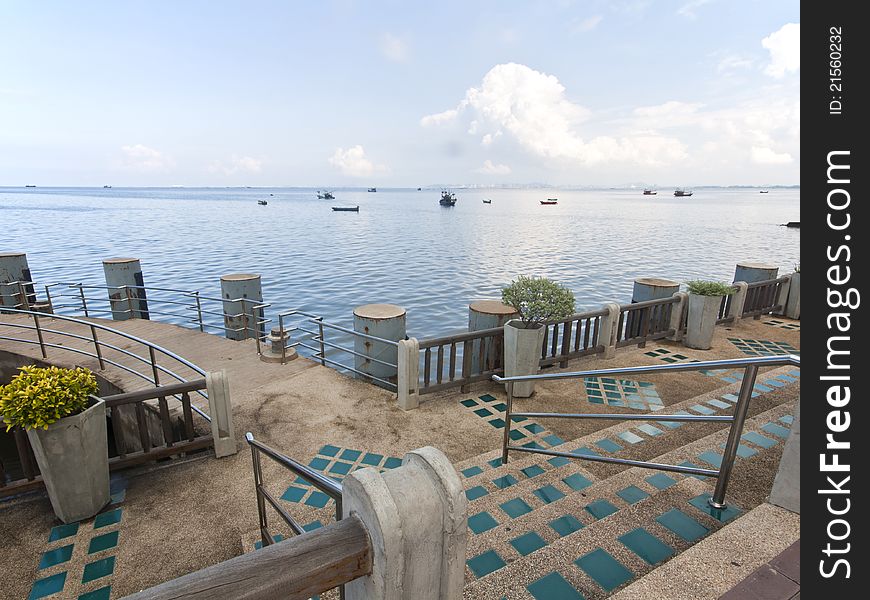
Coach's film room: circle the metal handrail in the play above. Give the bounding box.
[492,353,800,509]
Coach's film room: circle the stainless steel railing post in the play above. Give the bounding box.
[194,292,204,332]
[317,317,326,366]
[279,314,287,365]
[77,284,89,317]
[148,346,160,386]
[709,363,759,509]
[33,312,47,359]
[502,381,514,464]
[91,324,106,370]
[249,443,269,548]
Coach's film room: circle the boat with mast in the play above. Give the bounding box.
[439,190,457,206]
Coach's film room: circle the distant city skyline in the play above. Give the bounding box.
[1,1,799,187]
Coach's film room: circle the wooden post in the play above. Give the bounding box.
[206,370,237,458]
[727,282,749,323]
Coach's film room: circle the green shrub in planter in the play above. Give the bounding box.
[1,365,98,431]
[685,280,735,297]
[501,275,576,328]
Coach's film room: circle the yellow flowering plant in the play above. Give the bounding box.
[0,365,98,431]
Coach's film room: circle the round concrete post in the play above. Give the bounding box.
[468,300,517,373]
[734,262,779,283]
[103,258,150,320]
[220,274,264,341]
[628,277,679,338]
[353,304,406,383]
[0,252,37,308]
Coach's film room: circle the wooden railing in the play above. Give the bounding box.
[539,308,608,367]
[615,297,678,348]
[716,289,738,324]
[743,276,789,317]
[418,326,504,395]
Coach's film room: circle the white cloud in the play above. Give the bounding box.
[476,160,511,175]
[120,144,173,171]
[762,23,800,78]
[208,155,263,175]
[379,33,409,63]
[717,54,754,73]
[420,108,459,127]
[677,0,713,19]
[751,146,793,165]
[481,131,502,146]
[329,145,387,177]
[571,15,603,33]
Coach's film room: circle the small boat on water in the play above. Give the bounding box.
[258,200,268,205]
[759,190,769,193]
[642,189,657,195]
[482,199,492,204]
[440,190,457,206]
[367,187,377,192]
[674,189,693,197]
[540,198,558,205]
[25,184,36,188]
[784,221,799,228]
[317,191,335,200]
[417,187,422,191]
[103,185,112,188]
[332,206,359,212]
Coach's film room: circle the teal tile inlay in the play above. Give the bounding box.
[619,528,675,565]
[339,449,361,461]
[361,452,384,466]
[82,556,115,584]
[764,378,786,388]
[522,465,546,478]
[468,511,498,534]
[527,571,586,600]
[697,451,724,468]
[575,548,633,592]
[302,520,324,532]
[525,423,546,434]
[462,466,483,478]
[722,393,739,402]
[563,473,593,491]
[616,485,650,505]
[690,404,715,415]
[488,458,503,468]
[689,494,742,523]
[489,418,506,428]
[78,586,112,600]
[493,402,508,411]
[500,497,533,519]
[93,508,122,530]
[319,444,340,457]
[308,457,329,471]
[281,485,307,502]
[510,531,547,556]
[646,473,676,489]
[38,544,74,570]
[29,572,66,600]
[761,422,791,439]
[492,474,518,489]
[595,439,623,453]
[549,514,585,536]
[549,456,571,468]
[467,550,506,578]
[305,491,330,508]
[742,430,777,449]
[656,509,709,542]
[510,415,528,423]
[255,534,285,549]
[543,434,565,446]
[779,414,794,424]
[49,522,79,542]
[479,393,497,402]
[707,399,731,410]
[329,461,353,475]
[509,429,527,441]
[754,384,773,393]
[523,441,546,450]
[585,499,618,520]
[474,407,493,417]
[572,446,600,457]
[724,442,758,458]
[461,398,478,407]
[383,457,402,469]
[617,431,644,444]
[636,424,664,437]
[533,484,565,504]
[465,486,489,501]
[88,531,120,554]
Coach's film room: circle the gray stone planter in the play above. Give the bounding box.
[503,320,545,398]
[685,294,723,350]
[27,396,110,523]
[785,272,800,319]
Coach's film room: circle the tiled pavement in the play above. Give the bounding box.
[763,319,801,332]
[719,540,800,600]
[728,338,799,357]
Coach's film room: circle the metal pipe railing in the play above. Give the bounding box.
[493,354,799,509]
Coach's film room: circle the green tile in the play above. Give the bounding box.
[82,556,115,584]
[549,456,571,468]
[467,549,505,578]
[688,494,742,522]
[549,514,584,537]
[78,586,112,600]
[462,466,483,478]
[329,461,353,475]
[302,520,323,532]
[492,402,507,411]
[383,457,402,469]
[521,464,546,478]
[697,451,724,468]
[308,457,329,471]
[646,473,676,490]
[29,572,66,600]
[510,531,548,556]
[509,429,527,441]
[707,399,731,410]
[742,431,777,449]
[281,485,307,502]
[305,491,330,508]
[761,423,791,439]
[575,548,633,592]
[595,439,623,453]
[88,531,119,554]
[533,485,565,504]
[465,486,489,501]
[562,473,592,491]
[571,446,600,457]
[489,418,506,428]
[492,474,518,489]
[461,398,479,407]
[38,544,74,570]
[339,449,361,461]
[319,444,340,457]
[527,572,585,600]
[479,394,498,402]
[93,508,122,530]
[617,431,644,444]
[585,499,618,520]
[690,404,715,415]
[523,441,546,450]
[619,528,675,565]
[360,452,384,466]
[254,534,285,549]
[656,509,709,542]
[500,497,532,519]
[468,511,498,534]
[488,458,504,468]
[474,407,493,417]
[49,522,79,542]
[616,485,650,505]
[525,423,545,434]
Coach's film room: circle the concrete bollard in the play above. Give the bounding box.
[259,326,298,363]
[342,446,467,600]
[734,261,779,284]
[103,258,150,320]
[628,278,679,338]
[397,337,420,410]
[666,292,688,341]
[353,304,406,383]
[0,252,37,308]
[598,302,621,359]
[205,370,237,458]
[769,399,800,513]
[220,274,264,341]
[727,282,749,323]
[773,275,791,316]
[785,272,800,319]
[468,300,517,374]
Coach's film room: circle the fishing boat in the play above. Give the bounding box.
[25,184,36,188]
[482,199,492,204]
[540,198,558,205]
[417,187,422,191]
[439,190,457,206]
[103,185,112,189]
[759,190,769,193]
[258,200,268,205]
[642,189,657,195]
[332,206,359,212]
[367,187,377,192]
[317,191,335,200]
[673,189,693,197]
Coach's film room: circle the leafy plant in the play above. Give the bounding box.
[501,275,576,328]
[685,280,735,297]
[0,366,98,431]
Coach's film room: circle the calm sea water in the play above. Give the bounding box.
[4,186,799,340]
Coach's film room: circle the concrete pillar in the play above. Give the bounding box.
[773,275,791,316]
[769,399,800,513]
[734,262,779,284]
[598,302,621,359]
[0,252,37,308]
[103,258,150,320]
[220,274,264,341]
[468,300,517,373]
[667,292,688,342]
[397,337,420,410]
[629,277,679,337]
[353,304,406,382]
[205,370,237,458]
[343,446,467,600]
[728,282,749,323]
[785,272,800,319]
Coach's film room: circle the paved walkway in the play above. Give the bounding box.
[719,540,800,600]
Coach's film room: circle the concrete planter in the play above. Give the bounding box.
[685,294,723,350]
[785,272,800,319]
[27,396,110,523]
[503,320,545,398]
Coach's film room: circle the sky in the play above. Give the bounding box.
[0,1,800,187]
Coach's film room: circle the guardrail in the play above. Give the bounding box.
[492,353,800,509]
[743,276,789,317]
[540,308,608,367]
[616,297,678,348]
[418,326,504,394]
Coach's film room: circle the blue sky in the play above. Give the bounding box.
[1,1,799,187]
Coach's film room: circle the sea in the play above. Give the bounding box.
[3,186,799,341]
